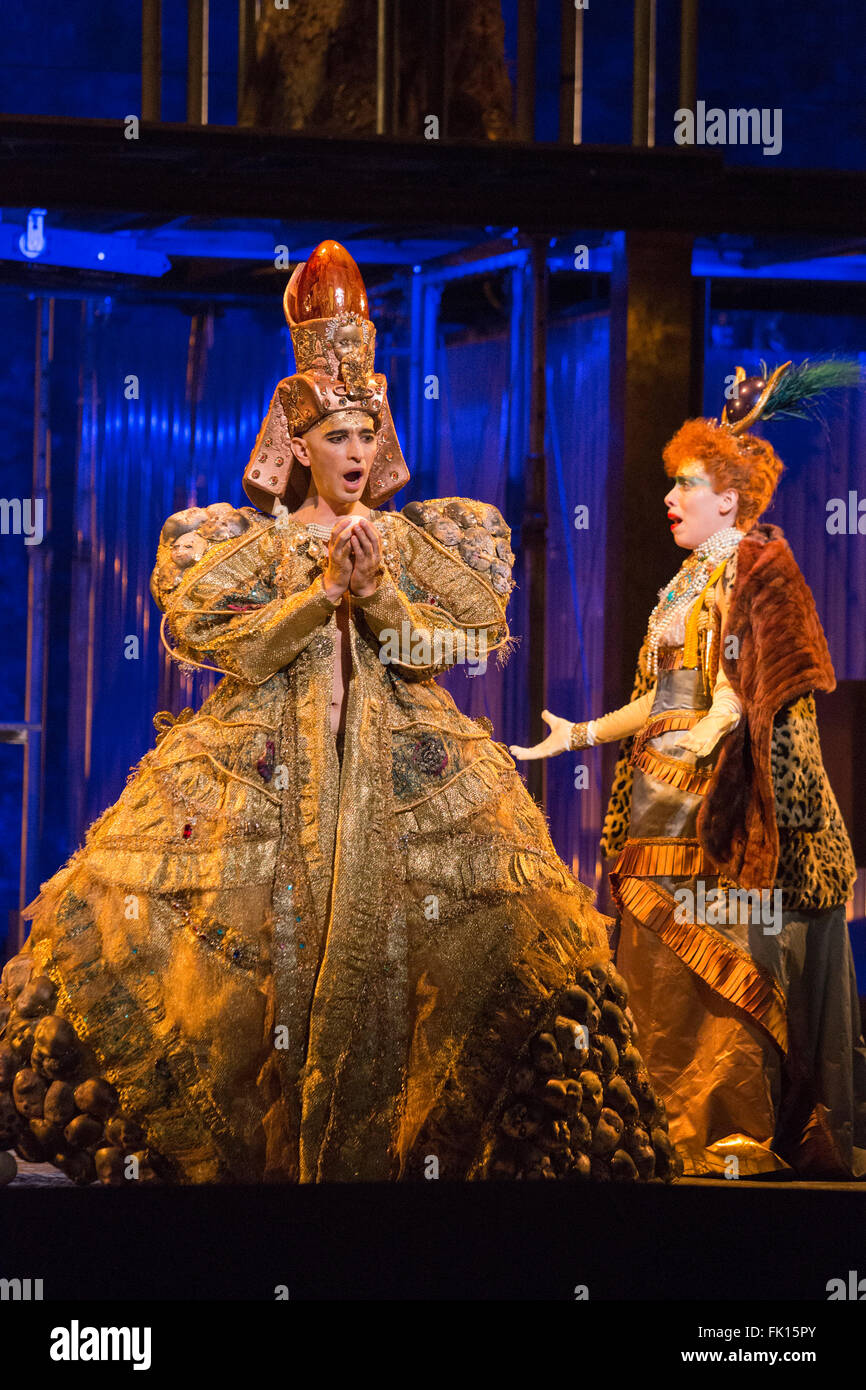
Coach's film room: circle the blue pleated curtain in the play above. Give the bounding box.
[30,295,866,922]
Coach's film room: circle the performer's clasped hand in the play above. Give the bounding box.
[323,516,382,603]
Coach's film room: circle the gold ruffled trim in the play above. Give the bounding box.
[395,751,586,902]
[389,716,491,741]
[613,875,788,1053]
[83,837,279,894]
[611,836,712,879]
[156,711,280,738]
[143,751,282,807]
[631,745,712,796]
[424,838,580,902]
[630,710,699,760]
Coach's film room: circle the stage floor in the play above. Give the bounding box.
[4,1157,864,1302]
[8,1157,863,1192]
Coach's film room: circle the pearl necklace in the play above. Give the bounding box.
[301,516,376,540]
[292,513,397,576]
[645,526,743,675]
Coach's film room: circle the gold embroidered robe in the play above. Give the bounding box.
[19,499,614,1183]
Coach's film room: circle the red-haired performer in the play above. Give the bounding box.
[513,361,866,1179]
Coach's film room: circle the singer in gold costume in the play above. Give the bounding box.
[2,243,676,1187]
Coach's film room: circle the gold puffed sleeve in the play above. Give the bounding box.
[353,510,512,680]
[161,525,340,685]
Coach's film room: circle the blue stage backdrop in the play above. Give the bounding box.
[1,289,864,974]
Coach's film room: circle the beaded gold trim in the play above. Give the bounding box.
[569,720,591,751]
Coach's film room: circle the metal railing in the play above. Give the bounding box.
[139,0,699,147]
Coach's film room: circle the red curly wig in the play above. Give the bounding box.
[662,418,784,527]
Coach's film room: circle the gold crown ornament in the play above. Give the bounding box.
[243,240,410,514]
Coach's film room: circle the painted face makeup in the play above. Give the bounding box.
[663,461,739,549]
[294,409,378,512]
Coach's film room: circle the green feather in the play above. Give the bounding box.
[758,356,862,421]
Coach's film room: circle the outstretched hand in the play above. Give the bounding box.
[509,709,574,761]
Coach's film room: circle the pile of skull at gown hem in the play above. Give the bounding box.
[0,945,683,1185]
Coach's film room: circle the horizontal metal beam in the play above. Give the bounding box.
[0,723,41,745]
[4,116,866,238]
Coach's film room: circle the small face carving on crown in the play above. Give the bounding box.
[291,313,376,379]
[327,314,376,384]
[331,321,364,362]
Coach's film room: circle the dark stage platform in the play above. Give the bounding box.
[3,1172,863,1303]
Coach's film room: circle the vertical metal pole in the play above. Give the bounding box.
[573,4,584,144]
[237,0,257,124]
[516,0,536,142]
[187,0,209,125]
[376,0,388,134]
[507,258,526,505]
[408,267,423,473]
[647,0,656,146]
[504,256,527,738]
[68,300,99,842]
[19,299,53,927]
[632,0,651,147]
[679,0,699,114]
[421,281,442,499]
[426,0,448,139]
[141,0,162,122]
[376,0,402,135]
[559,0,574,143]
[524,238,549,809]
[390,0,401,135]
[559,0,584,144]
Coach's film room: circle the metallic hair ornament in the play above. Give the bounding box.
[721,357,862,435]
[722,362,792,434]
[243,240,410,515]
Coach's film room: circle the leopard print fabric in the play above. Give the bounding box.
[599,642,653,860]
[772,694,856,910]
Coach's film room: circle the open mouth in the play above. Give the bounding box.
[667,511,682,530]
[342,469,364,489]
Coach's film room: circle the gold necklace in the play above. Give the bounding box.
[646,529,742,674]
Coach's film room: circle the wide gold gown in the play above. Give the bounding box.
[6,498,675,1184]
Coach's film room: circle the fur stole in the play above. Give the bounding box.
[697,524,836,888]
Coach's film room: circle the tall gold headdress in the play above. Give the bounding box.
[243,240,410,513]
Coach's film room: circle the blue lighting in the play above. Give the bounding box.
[0,216,171,277]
